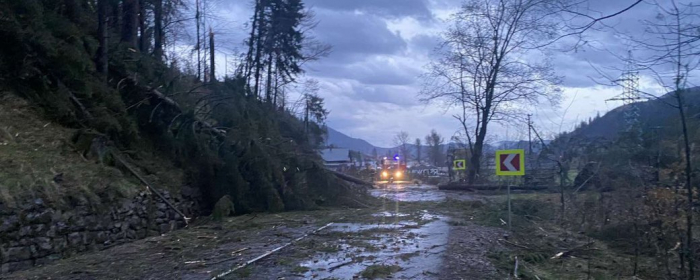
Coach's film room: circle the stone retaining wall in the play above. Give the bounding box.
[0,187,201,274]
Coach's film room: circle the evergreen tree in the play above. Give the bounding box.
[246,0,306,102]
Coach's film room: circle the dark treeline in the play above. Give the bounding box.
[0,0,358,213]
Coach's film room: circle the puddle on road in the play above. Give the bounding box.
[370,184,477,202]
[372,211,411,218]
[328,222,412,233]
[300,213,449,279]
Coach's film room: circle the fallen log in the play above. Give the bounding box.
[140,83,227,137]
[551,241,595,259]
[329,170,373,187]
[438,183,550,191]
[111,150,190,225]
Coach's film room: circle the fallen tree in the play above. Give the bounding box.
[329,170,373,188]
[438,183,550,192]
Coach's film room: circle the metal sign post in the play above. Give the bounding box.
[508,184,511,231]
[495,149,525,231]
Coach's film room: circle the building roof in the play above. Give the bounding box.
[320,148,351,163]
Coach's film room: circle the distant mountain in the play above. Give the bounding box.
[325,127,441,156]
[493,140,551,153]
[325,127,550,158]
[325,127,388,154]
[568,87,700,140]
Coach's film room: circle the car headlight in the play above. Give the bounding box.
[382,171,388,178]
[395,171,402,178]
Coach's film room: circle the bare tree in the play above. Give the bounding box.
[636,1,698,277]
[547,0,645,49]
[593,1,699,277]
[425,130,445,167]
[298,79,328,139]
[421,0,562,183]
[394,131,410,161]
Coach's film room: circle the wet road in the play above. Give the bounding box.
[7,184,504,280]
[262,184,470,279]
[233,184,502,280]
[370,184,479,202]
[299,212,448,279]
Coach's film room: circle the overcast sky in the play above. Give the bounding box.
[187,0,697,147]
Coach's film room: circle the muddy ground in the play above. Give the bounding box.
[5,185,508,280]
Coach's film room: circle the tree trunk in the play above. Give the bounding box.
[96,0,109,79]
[245,0,261,88]
[468,113,489,183]
[304,94,309,136]
[279,86,285,109]
[265,52,273,104]
[273,66,279,108]
[121,0,139,49]
[196,0,201,80]
[252,0,266,99]
[559,162,565,224]
[138,0,147,53]
[209,29,215,82]
[677,89,694,279]
[153,0,163,59]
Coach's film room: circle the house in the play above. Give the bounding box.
[319,148,351,170]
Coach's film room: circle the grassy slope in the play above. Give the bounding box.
[0,92,183,209]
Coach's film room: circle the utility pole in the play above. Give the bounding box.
[527,114,532,154]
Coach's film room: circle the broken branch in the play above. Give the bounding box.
[211,222,334,280]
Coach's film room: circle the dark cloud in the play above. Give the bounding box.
[304,0,434,22]
[205,0,683,145]
[313,10,408,61]
[307,55,421,86]
[410,34,441,54]
[551,52,606,88]
[312,77,421,106]
[353,84,421,106]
